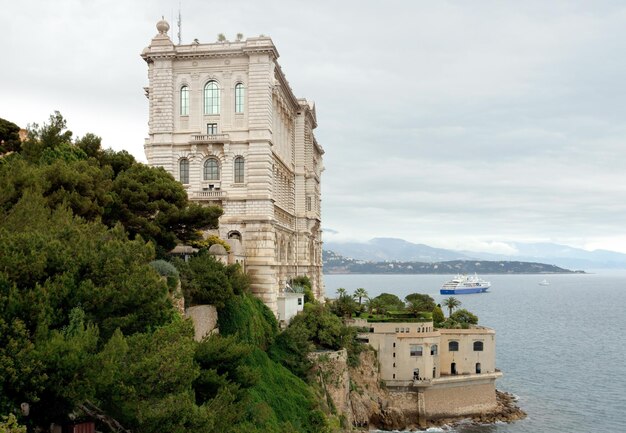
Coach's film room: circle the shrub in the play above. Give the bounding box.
[432,305,445,326]
[149,259,180,291]
[149,259,179,277]
[176,252,234,308]
[0,414,26,433]
[189,233,231,251]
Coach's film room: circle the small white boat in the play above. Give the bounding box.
[539,279,550,286]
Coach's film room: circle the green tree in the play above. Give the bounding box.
[331,294,357,318]
[442,297,462,317]
[106,163,222,251]
[75,133,102,158]
[0,117,22,154]
[0,192,173,339]
[353,288,368,306]
[0,112,223,253]
[373,293,405,312]
[432,305,445,326]
[21,111,73,162]
[225,263,251,296]
[449,309,478,325]
[177,252,234,308]
[404,293,436,312]
[336,287,347,298]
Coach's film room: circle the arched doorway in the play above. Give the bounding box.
[451,362,457,375]
[475,363,481,374]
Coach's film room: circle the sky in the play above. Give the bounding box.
[2,0,626,254]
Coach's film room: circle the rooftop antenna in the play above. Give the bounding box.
[177,2,182,45]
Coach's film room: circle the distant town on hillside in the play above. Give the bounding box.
[322,250,581,274]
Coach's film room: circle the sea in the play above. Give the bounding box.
[323,271,626,433]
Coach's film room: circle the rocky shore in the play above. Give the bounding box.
[311,349,526,432]
[420,390,527,430]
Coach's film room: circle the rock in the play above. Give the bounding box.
[350,391,374,427]
[380,406,407,431]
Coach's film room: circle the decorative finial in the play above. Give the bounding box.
[156,16,170,35]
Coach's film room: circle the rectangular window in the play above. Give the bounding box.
[431,345,438,356]
[395,328,399,333]
[179,159,189,184]
[306,196,312,211]
[410,345,423,357]
[207,123,218,135]
[297,297,302,306]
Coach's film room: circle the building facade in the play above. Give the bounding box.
[351,319,502,420]
[142,19,324,313]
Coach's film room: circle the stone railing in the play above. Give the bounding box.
[190,133,230,143]
[189,190,226,200]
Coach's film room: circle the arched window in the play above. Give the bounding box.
[235,83,245,113]
[203,158,220,180]
[180,85,189,115]
[179,158,189,184]
[473,341,484,352]
[448,341,459,352]
[430,344,438,356]
[234,156,244,183]
[204,81,220,114]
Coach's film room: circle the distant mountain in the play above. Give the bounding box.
[322,250,577,274]
[323,238,473,262]
[459,242,626,270]
[323,238,626,270]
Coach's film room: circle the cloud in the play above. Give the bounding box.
[2,1,626,253]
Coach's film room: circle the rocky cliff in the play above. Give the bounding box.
[312,349,525,431]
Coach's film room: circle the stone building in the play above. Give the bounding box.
[350,319,502,420]
[141,19,324,313]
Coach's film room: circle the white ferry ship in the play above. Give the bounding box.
[440,274,491,294]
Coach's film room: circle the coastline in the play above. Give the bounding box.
[360,390,526,432]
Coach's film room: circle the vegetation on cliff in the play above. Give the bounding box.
[0,114,340,433]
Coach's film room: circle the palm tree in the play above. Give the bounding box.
[336,287,347,298]
[442,297,461,317]
[353,287,368,305]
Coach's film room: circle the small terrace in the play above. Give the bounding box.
[190,133,230,144]
[188,190,226,201]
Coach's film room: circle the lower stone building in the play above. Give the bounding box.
[350,319,502,420]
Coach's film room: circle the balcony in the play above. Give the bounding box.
[189,190,226,201]
[190,133,230,144]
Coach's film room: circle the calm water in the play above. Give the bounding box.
[324,272,626,433]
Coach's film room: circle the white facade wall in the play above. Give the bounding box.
[277,293,304,323]
[142,21,324,314]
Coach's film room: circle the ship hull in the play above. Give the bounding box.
[440,286,489,295]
